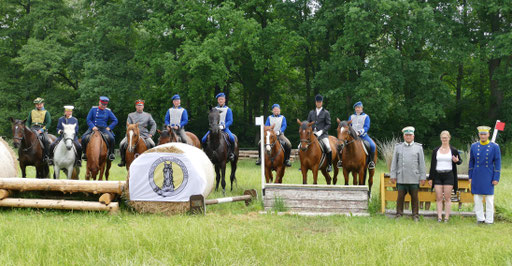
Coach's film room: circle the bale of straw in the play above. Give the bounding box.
[0,137,18,177]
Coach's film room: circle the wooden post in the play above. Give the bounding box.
[380,173,386,213]
[0,198,119,212]
[99,193,115,205]
[0,178,125,194]
[0,189,10,200]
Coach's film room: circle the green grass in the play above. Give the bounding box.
[1,157,511,265]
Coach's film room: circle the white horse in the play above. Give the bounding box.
[0,137,17,177]
[54,124,79,179]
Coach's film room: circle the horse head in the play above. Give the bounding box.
[126,122,140,153]
[297,119,315,151]
[157,128,170,145]
[62,124,76,150]
[166,125,182,143]
[9,117,27,148]
[208,108,222,135]
[264,124,277,156]
[337,118,358,148]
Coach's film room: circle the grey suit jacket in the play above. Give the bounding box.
[390,142,427,184]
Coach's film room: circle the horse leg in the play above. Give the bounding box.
[352,171,358,185]
[229,160,237,191]
[301,165,308,184]
[342,168,349,185]
[66,166,74,180]
[220,163,227,195]
[321,168,331,185]
[105,160,111,181]
[359,168,366,186]
[214,165,221,191]
[332,162,339,185]
[368,169,375,198]
[276,166,285,183]
[21,162,27,178]
[54,165,60,179]
[99,161,105,181]
[265,166,272,184]
[312,166,319,185]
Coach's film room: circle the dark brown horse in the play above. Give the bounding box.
[203,108,239,194]
[125,123,148,170]
[10,118,56,178]
[297,119,339,185]
[263,124,286,183]
[336,119,377,196]
[157,127,201,148]
[85,131,111,180]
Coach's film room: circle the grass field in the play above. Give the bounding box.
[1,157,511,265]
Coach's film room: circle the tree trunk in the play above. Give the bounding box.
[454,63,463,127]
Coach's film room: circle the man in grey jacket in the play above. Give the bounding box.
[118,99,157,167]
[390,126,426,221]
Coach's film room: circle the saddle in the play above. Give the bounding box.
[221,132,236,147]
[361,140,370,155]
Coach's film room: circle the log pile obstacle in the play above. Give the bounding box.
[263,184,369,216]
[0,178,124,213]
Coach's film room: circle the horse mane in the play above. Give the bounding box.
[339,120,359,140]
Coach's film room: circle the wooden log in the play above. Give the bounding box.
[0,198,119,212]
[0,178,125,195]
[99,193,115,205]
[0,189,10,200]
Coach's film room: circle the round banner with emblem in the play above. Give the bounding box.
[129,143,214,202]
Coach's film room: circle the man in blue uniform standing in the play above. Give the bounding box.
[81,96,118,161]
[345,101,376,169]
[202,93,236,161]
[469,126,501,224]
[255,104,292,167]
[48,105,82,166]
[164,94,189,144]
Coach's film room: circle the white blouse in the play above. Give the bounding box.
[436,149,452,171]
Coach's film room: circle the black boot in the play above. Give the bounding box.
[368,152,375,169]
[118,144,126,167]
[284,145,292,167]
[75,142,82,167]
[228,142,235,161]
[326,151,332,172]
[48,141,57,166]
[108,141,116,161]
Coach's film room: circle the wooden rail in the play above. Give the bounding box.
[380,173,473,213]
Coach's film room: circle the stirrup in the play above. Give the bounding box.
[255,158,261,165]
[48,158,54,166]
[368,161,375,169]
[75,160,82,167]
[229,153,235,161]
[327,164,332,173]
[108,154,116,161]
[284,160,292,167]
[118,161,126,167]
[337,161,342,168]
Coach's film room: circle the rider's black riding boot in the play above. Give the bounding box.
[255,144,262,165]
[326,151,333,172]
[108,140,116,161]
[118,144,126,167]
[284,145,292,167]
[48,141,57,166]
[368,151,375,169]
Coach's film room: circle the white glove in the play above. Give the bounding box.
[276,131,281,136]
[357,129,364,136]
[58,130,62,135]
[315,130,323,137]
[219,125,225,130]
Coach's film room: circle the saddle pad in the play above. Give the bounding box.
[361,141,368,155]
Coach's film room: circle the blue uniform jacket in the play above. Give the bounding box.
[86,107,118,130]
[164,107,188,128]
[469,142,501,195]
[348,112,370,136]
[57,116,79,135]
[265,115,287,133]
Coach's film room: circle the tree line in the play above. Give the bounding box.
[1,0,511,152]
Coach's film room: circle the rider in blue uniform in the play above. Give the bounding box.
[48,105,82,166]
[81,96,118,161]
[164,94,189,143]
[255,104,292,167]
[202,93,236,161]
[346,101,376,169]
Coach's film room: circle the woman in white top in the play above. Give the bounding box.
[428,131,462,222]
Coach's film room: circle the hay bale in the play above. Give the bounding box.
[0,137,17,177]
[124,142,214,215]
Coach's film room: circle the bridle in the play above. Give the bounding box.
[265,130,281,162]
[299,128,313,150]
[14,123,36,151]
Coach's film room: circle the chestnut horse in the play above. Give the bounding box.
[263,124,285,183]
[297,119,339,185]
[10,118,56,178]
[336,119,377,196]
[125,123,148,170]
[85,131,111,180]
[157,127,201,148]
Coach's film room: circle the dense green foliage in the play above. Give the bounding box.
[1,0,511,150]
